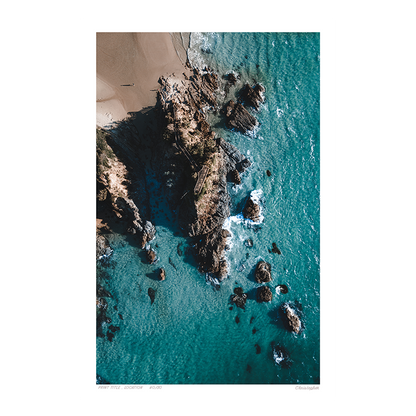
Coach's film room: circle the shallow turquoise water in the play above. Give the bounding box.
[96,32,320,384]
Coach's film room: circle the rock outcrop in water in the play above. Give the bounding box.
[116,197,156,248]
[231,287,248,309]
[280,303,302,334]
[96,234,113,261]
[221,82,265,133]
[255,261,272,283]
[157,67,251,280]
[256,286,273,302]
[243,196,261,222]
[222,100,258,133]
[239,83,265,110]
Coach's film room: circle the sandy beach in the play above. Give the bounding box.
[96,32,190,127]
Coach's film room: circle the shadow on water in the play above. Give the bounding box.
[267,306,287,331]
[98,105,199,250]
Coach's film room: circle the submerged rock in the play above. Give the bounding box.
[271,243,281,254]
[255,344,261,354]
[256,286,273,303]
[148,288,156,305]
[255,261,272,283]
[266,169,272,177]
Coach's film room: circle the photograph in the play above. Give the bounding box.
[96,32,320,385]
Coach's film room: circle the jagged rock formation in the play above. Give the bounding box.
[239,83,265,110]
[255,261,272,283]
[96,127,156,249]
[158,268,166,281]
[115,197,156,248]
[256,286,273,302]
[221,82,265,133]
[231,287,247,309]
[146,247,157,264]
[243,196,261,222]
[280,303,302,334]
[96,234,113,260]
[158,68,251,280]
[222,100,258,133]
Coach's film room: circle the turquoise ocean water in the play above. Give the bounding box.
[96,32,320,384]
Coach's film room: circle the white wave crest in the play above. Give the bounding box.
[276,107,284,117]
[273,350,284,364]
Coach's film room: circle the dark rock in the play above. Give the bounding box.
[221,100,258,133]
[252,328,257,334]
[235,316,240,324]
[239,83,265,110]
[114,305,118,311]
[195,226,229,280]
[256,286,273,303]
[106,331,114,342]
[109,325,120,332]
[246,364,252,373]
[97,286,112,298]
[255,344,261,354]
[272,243,281,254]
[146,248,157,264]
[277,284,288,294]
[229,306,233,310]
[177,243,183,256]
[266,169,271,177]
[97,297,108,310]
[118,313,123,320]
[250,317,254,324]
[229,169,241,185]
[280,303,302,334]
[231,287,248,309]
[222,229,231,239]
[243,197,261,222]
[225,72,238,85]
[148,288,156,305]
[234,287,244,295]
[158,268,166,281]
[217,137,251,175]
[255,261,272,283]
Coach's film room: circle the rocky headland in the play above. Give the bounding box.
[97,61,266,288]
[157,67,252,280]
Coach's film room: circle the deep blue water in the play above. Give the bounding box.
[97,32,320,384]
